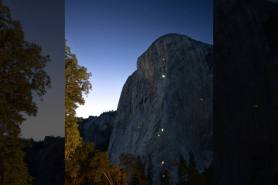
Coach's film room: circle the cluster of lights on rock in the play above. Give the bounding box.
[161,161,166,178]
[158,125,167,177]
[161,57,167,79]
[157,128,165,137]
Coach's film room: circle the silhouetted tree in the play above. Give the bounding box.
[178,157,189,184]
[120,153,149,185]
[202,164,213,185]
[178,154,209,185]
[0,2,50,185]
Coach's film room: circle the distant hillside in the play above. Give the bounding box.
[78,111,116,151]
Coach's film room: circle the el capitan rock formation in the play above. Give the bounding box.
[107,33,213,185]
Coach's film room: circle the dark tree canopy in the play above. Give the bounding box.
[120,153,149,185]
[0,2,50,136]
[0,2,50,185]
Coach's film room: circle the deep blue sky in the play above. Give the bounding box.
[66,0,213,117]
[4,0,64,140]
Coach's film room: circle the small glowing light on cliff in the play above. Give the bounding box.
[162,74,166,78]
[161,161,165,165]
[161,128,164,132]
[162,174,166,178]
[200,98,204,102]
[253,104,259,108]
[162,58,166,61]
[157,133,161,137]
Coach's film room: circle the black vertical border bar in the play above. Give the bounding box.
[214,0,278,185]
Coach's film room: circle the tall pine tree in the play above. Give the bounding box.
[0,2,50,185]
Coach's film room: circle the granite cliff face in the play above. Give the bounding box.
[108,33,213,185]
[214,1,278,185]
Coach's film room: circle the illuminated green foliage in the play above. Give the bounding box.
[65,44,91,159]
[65,45,129,185]
[66,142,128,185]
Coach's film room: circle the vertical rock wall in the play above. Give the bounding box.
[108,34,213,185]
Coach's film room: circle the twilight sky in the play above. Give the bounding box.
[66,0,213,117]
[4,0,64,140]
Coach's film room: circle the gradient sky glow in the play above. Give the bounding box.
[66,0,212,117]
[4,0,64,140]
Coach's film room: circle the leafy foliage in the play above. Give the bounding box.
[0,2,50,185]
[120,154,149,185]
[65,142,128,185]
[65,44,91,159]
[0,137,33,185]
[65,45,128,185]
[178,154,212,185]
